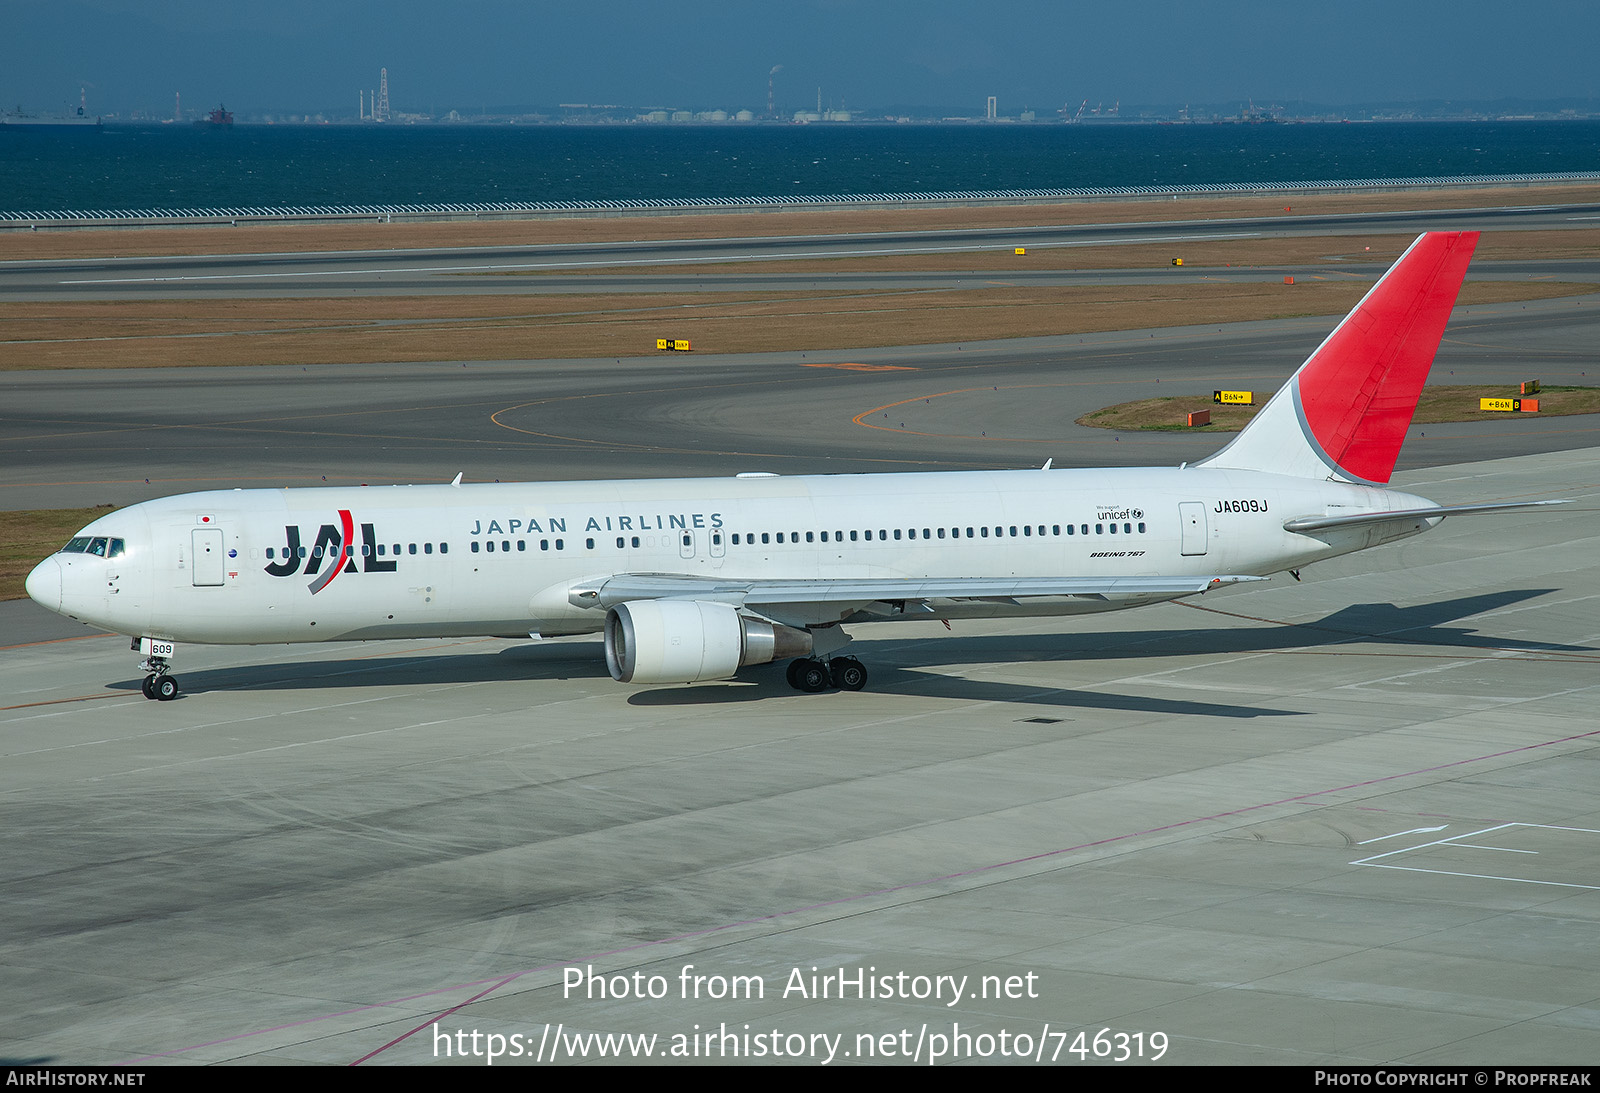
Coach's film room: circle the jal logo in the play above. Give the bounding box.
[263,509,395,593]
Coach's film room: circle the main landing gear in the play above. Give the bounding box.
[785,656,869,693]
[139,656,179,701]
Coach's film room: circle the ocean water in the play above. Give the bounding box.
[0,120,1597,213]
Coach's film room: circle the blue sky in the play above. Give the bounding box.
[7,1,1599,116]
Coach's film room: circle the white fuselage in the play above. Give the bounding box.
[32,466,1432,646]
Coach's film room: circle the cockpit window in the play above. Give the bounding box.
[58,536,125,557]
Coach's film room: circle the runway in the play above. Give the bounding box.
[3,213,1600,1066]
[3,201,1597,300]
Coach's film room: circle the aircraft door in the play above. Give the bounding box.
[678,530,696,560]
[1178,502,1208,556]
[192,528,226,586]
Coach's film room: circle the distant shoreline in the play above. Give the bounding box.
[6,119,1598,216]
[56,112,1600,128]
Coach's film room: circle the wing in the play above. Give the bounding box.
[572,573,1265,628]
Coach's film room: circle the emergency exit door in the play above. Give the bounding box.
[1179,502,1208,556]
[192,528,225,586]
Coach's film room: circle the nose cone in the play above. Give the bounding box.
[25,556,62,613]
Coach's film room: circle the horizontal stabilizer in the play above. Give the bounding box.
[1284,499,1570,534]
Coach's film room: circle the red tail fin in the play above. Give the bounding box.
[1296,231,1478,481]
[1200,231,1478,483]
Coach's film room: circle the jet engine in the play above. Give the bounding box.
[604,599,812,684]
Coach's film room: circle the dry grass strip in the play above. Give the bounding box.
[1080,385,1600,432]
[1,281,1586,370]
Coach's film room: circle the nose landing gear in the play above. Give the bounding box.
[141,672,179,701]
[138,653,179,701]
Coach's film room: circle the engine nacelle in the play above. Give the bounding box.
[604,599,812,684]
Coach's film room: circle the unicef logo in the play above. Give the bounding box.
[1131,509,1144,520]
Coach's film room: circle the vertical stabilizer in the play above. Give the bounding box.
[1198,231,1479,483]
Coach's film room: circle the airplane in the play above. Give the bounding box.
[25,231,1564,700]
